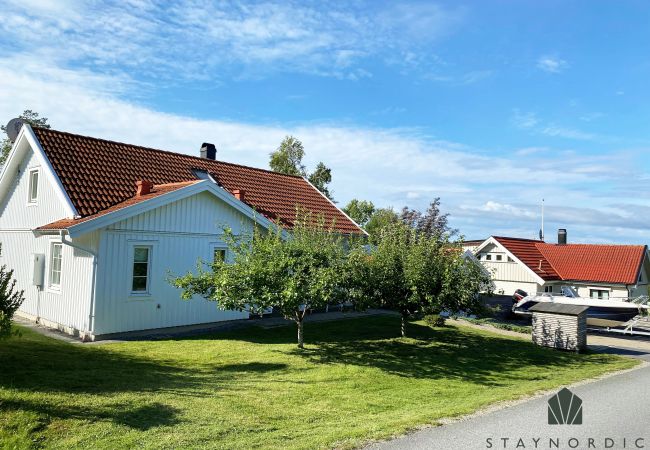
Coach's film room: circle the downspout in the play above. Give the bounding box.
[60,230,98,341]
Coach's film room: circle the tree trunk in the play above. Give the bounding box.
[401,313,407,337]
[297,319,304,349]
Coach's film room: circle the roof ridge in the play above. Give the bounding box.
[538,242,646,249]
[34,126,306,180]
[493,236,543,243]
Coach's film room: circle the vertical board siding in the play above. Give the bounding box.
[2,231,98,333]
[532,312,587,351]
[0,147,68,229]
[0,144,95,333]
[94,192,252,335]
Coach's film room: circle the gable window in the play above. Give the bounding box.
[49,243,62,289]
[590,289,609,300]
[28,169,39,203]
[507,256,514,262]
[213,248,226,264]
[496,254,503,261]
[485,254,492,261]
[132,246,151,293]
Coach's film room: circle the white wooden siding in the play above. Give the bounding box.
[93,192,253,335]
[0,143,95,334]
[0,146,68,229]
[2,230,98,334]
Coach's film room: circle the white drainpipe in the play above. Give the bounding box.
[60,230,98,340]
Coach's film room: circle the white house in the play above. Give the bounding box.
[469,231,650,299]
[0,123,363,340]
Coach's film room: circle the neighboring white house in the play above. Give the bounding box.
[468,232,650,299]
[0,124,363,340]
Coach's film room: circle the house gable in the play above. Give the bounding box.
[0,126,77,229]
[475,237,546,285]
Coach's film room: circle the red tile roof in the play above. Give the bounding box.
[32,127,363,234]
[37,181,199,230]
[493,236,647,285]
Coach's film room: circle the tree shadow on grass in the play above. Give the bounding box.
[0,330,198,433]
[1,399,181,431]
[215,315,615,385]
[0,334,200,396]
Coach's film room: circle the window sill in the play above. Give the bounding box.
[129,292,152,298]
[47,287,61,294]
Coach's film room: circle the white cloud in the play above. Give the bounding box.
[511,110,596,141]
[537,55,568,73]
[1,56,649,244]
[511,109,539,129]
[0,1,465,81]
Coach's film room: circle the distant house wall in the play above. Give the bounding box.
[476,243,540,295]
[93,191,253,336]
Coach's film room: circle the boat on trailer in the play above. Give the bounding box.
[513,286,650,328]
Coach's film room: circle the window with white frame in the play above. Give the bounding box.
[485,254,492,261]
[28,169,39,203]
[131,246,151,293]
[496,254,503,261]
[213,247,227,264]
[590,289,609,300]
[49,243,63,289]
[544,285,553,293]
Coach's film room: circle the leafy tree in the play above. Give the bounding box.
[308,162,333,201]
[364,222,485,337]
[172,218,346,348]
[269,136,306,177]
[0,256,25,340]
[364,208,399,244]
[342,199,375,227]
[270,136,335,201]
[1,110,50,165]
[400,197,457,238]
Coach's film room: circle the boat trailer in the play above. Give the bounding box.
[589,295,650,337]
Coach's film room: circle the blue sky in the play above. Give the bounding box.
[1,0,650,243]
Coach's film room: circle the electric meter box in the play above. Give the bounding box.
[32,253,45,288]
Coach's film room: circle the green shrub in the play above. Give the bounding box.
[424,314,446,327]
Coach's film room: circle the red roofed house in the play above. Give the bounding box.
[0,124,363,340]
[469,230,650,299]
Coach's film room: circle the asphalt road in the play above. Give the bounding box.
[367,360,650,450]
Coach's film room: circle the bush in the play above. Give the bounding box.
[424,314,446,327]
[0,262,25,340]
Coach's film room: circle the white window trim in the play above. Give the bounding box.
[27,168,40,205]
[129,243,154,297]
[47,240,63,293]
[589,288,610,300]
[210,242,229,264]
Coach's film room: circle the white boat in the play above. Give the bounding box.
[513,286,649,328]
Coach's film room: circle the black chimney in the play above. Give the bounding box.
[558,228,567,245]
[200,143,217,160]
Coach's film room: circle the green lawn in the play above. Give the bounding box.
[0,316,638,449]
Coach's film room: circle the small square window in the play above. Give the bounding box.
[496,255,502,261]
[213,248,226,264]
[485,254,492,261]
[28,169,39,203]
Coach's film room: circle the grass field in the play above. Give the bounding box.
[0,315,638,449]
